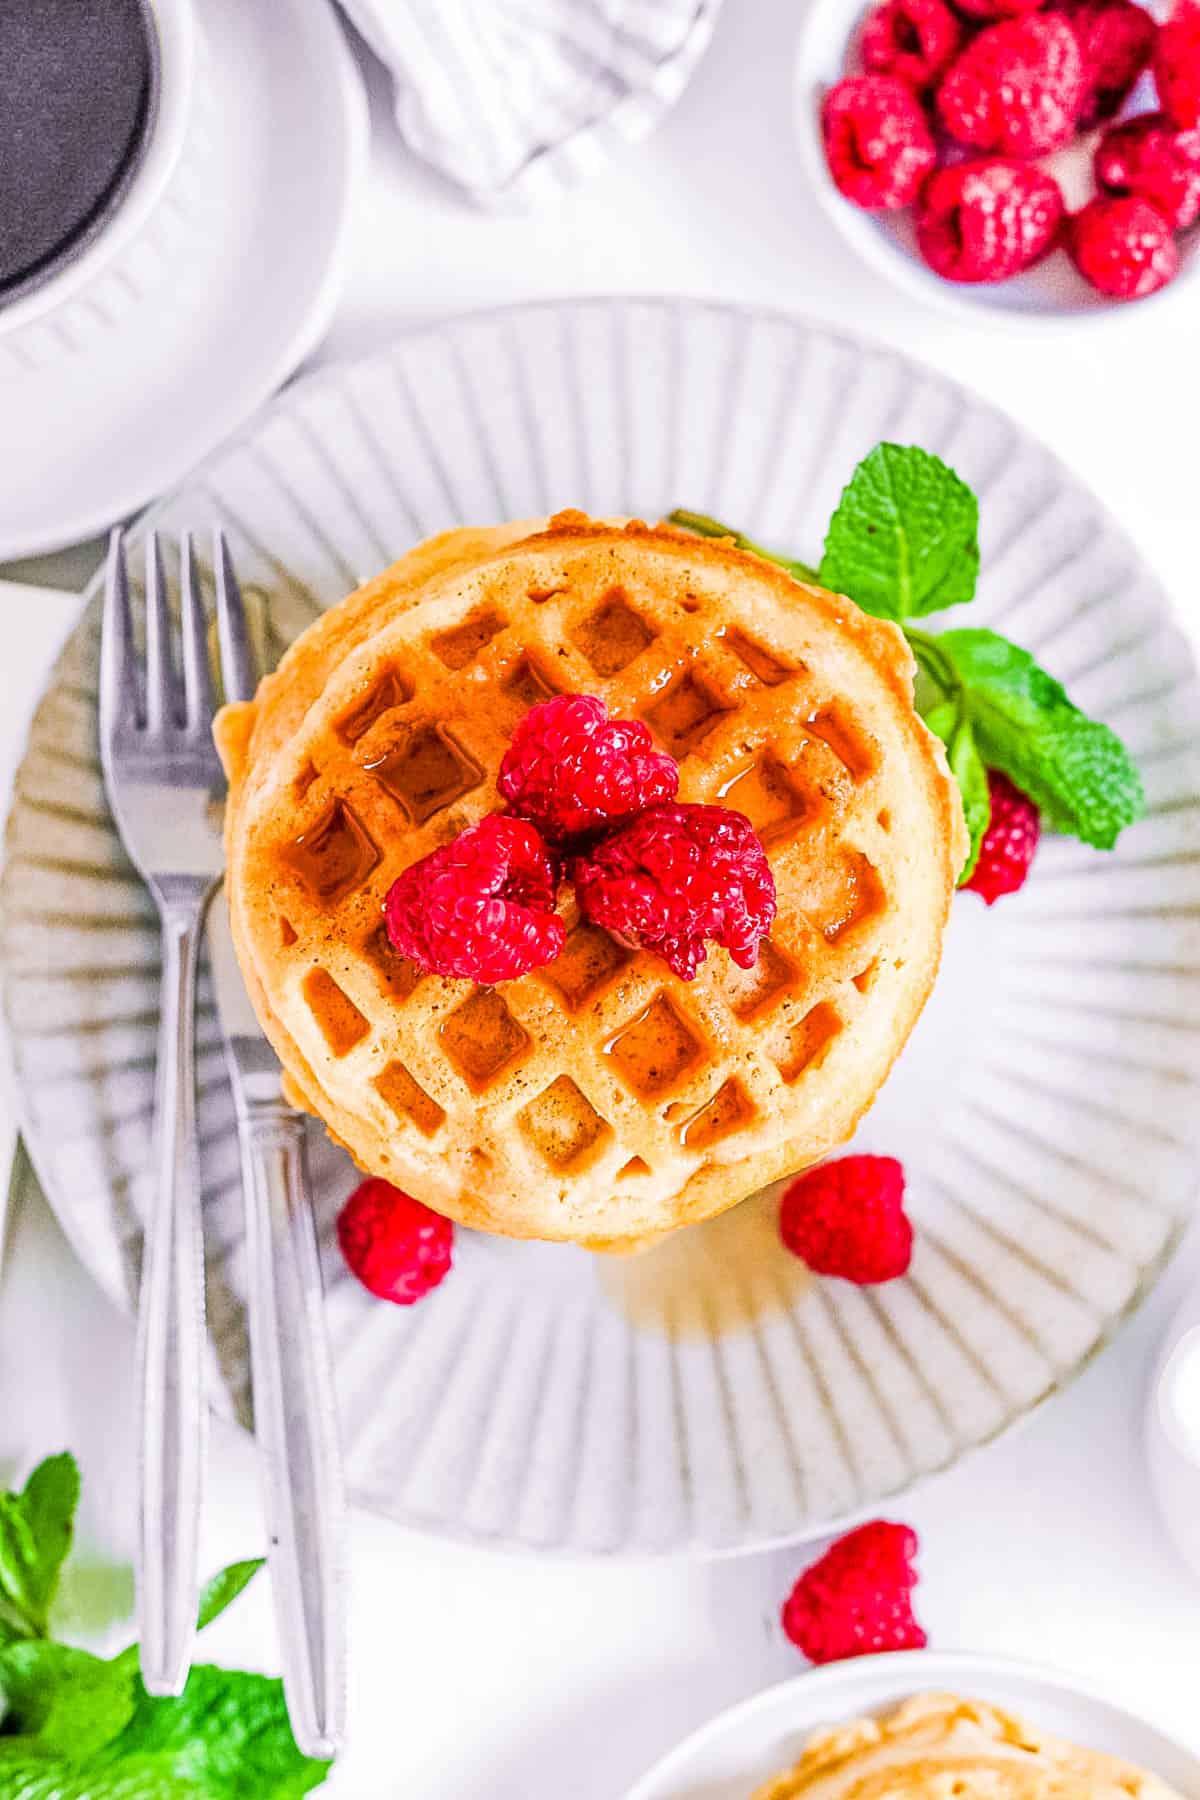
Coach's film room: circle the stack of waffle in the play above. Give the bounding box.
[217,514,964,1248]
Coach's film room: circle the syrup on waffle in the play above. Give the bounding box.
[218,515,966,1247]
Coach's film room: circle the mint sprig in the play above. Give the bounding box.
[926,628,1145,849]
[818,443,980,621]
[0,1457,328,1799]
[667,509,817,583]
[0,1453,79,1643]
[0,1640,133,1760]
[923,700,990,883]
[195,1559,266,1635]
[671,442,1145,877]
[92,1665,330,1800]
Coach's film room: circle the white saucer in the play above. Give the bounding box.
[624,1653,1200,1799]
[0,0,367,561]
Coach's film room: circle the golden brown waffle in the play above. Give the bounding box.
[218,514,965,1246]
[751,1692,1184,1799]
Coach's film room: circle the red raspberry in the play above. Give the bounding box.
[337,1179,453,1305]
[384,813,565,984]
[1096,112,1200,227]
[916,159,1064,281]
[499,693,679,847]
[1156,0,1200,128]
[782,1522,927,1664]
[955,0,1043,23]
[822,76,936,209]
[779,1155,912,1283]
[1067,193,1179,297]
[1054,0,1156,126]
[963,770,1041,903]
[571,803,776,982]
[860,0,964,89]
[937,16,1085,155]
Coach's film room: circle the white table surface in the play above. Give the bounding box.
[3,0,1200,1791]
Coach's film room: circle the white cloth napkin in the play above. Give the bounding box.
[337,0,722,206]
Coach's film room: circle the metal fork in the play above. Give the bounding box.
[100,528,227,1696]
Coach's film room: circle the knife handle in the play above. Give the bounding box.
[236,1093,347,1760]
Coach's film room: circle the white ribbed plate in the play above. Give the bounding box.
[5,298,1200,1556]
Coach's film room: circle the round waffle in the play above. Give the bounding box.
[217,514,966,1247]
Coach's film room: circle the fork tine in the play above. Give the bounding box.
[214,530,257,704]
[179,533,215,731]
[100,528,143,736]
[144,534,182,733]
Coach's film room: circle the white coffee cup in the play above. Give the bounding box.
[0,0,196,370]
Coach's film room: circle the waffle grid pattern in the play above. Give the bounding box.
[230,524,942,1237]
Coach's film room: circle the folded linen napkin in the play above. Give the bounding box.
[336,0,722,206]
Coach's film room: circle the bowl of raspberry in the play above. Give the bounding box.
[798,0,1200,315]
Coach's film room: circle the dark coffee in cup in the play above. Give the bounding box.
[0,0,158,304]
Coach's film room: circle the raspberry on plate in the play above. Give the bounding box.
[384,812,565,984]
[936,16,1085,156]
[1054,0,1157,127]
[860,0,964,89]
[571,802,776,981]
[822,75,936,209]
[782,1521,927,1664]
[1096,111,1200,227]
[916,159,1065,281]
[499,693,679,847]
[963,770,1040,902]
[1067,193,1180,298]
[1156,0,1200,127]
[338,1178,454,1304]
[779,1154,913,1283]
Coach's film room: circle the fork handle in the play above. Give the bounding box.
[237,1089,346,1760]
[138,887,210,1696]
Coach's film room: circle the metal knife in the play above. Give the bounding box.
[208,890,347,1760]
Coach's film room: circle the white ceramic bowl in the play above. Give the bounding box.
[625,1653,1200,1799]
[0,0,195,373]
[795,0,1199,324]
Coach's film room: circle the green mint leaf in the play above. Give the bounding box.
[17,1459,80,1630]
[936,628,1145,848]
[0,1504,43,1641]
[0,1455,80,1639]
[109,1559,265,1677]
[0,1641,135,1759]
[96,1665,332,1799]
[196,1561,264,1635]
[665,510,818,582]
[0,1751,208,1798]
[818,444,980,622]
[923,701,989,884]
